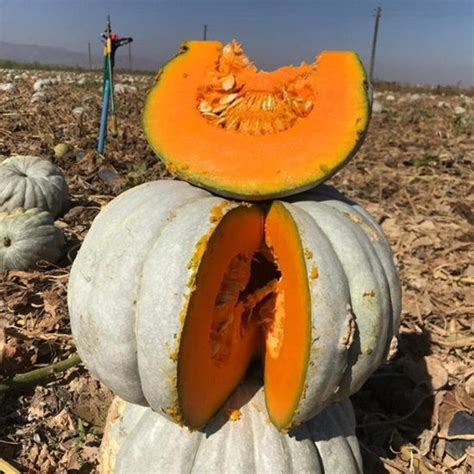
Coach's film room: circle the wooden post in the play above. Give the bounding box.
[369,6,381,83]
[128,42,132,71]
[203,24,208,40]
[88,42,92,70]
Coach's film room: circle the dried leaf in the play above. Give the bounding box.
[424,355,449,390]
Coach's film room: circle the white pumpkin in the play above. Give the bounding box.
[0,207,65,271]
[69,180,400,430]
[0,155,69,218]
[101,379,363,474]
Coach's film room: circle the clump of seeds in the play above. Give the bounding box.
[197,41,315,136]
[210,250,284,365]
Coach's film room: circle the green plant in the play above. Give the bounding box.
[413,154,439,167]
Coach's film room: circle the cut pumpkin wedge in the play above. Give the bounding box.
[143,40,370,200]
[178,202,311,430]
[263,202,311,429]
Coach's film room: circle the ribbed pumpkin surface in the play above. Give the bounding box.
[101,380,363,474]
[69,180,400,431]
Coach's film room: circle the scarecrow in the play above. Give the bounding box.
[101,32,133,71]
[97,16,133,152]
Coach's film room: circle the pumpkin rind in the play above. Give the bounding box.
[0,207,65,271]
[100,397,148,474]
[68,180,213,405]
[0,155,69,217]
[102,380,363,474]
[302,185,402,334]
[143,41,370,200]
[68,180,400,429]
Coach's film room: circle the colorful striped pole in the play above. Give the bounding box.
[97,79,110,154]
[97,16,116,152]
[96,16,131,152]
[105,18,118,138]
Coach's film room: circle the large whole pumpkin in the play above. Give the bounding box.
[101,379,363,474]
[0,207,65,271]
[0,155,69,218]
[69,180,400,430]
[143,40,370,200]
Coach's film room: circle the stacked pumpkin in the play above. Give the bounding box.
[0,155,69,271]
[68,41,401,473]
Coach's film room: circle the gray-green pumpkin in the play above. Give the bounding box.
[69,179,400,431]
[0,208,65,271]
[101,379,363,474]
[0,155,69,218]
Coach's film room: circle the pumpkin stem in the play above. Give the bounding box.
[0,353,82,393]
[3,237,11,248]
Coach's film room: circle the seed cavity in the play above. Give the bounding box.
[197,40,315,136]
[210,250,282,364]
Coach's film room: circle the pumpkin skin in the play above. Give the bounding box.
[0,207,65,271]
[68,180,400,431]
[143,40,370,200]
[0,155,69,218]
[101,380,363,474]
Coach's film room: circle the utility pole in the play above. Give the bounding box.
[88,42,92,70]
[128,42,132,71]
[203,24,208,40]
[369,6,381,83]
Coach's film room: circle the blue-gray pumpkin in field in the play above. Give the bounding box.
[0,155,69,218]
[0,207,65,271]
[68,180,400,431]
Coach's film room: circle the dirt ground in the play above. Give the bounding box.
[0,69,472,473]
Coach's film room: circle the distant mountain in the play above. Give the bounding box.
[0,41,158,70]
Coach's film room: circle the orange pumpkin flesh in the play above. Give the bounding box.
[178,203,311,430]
[264,202,311,429]
[143,40,369,199]
[178,205,264,428]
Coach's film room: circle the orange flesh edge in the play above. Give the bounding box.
[178,203,310,429]
[264,202,311,429]
[143,41,369,196]
[178,206,264,428]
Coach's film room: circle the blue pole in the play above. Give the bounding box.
[97,79,110,153]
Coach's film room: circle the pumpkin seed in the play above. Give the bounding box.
[261,95,275,111]
[212,104,228,114]
[219,93,239,106]
[226,97,244,110]
[222,43,233,56]
[199,100,212,113]
[221,74,235,91]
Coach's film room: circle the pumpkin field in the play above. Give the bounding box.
[0,67,473,472]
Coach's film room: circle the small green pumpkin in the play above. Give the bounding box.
[0,208,65,271]
[101,379,363,474]
[0,155,69,218]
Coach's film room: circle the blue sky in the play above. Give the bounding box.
[0,0,473,85]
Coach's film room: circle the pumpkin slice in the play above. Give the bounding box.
[178,202,311,430]
[263,202,311,429]
[178,205,264,428]
[143,40,370,199]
